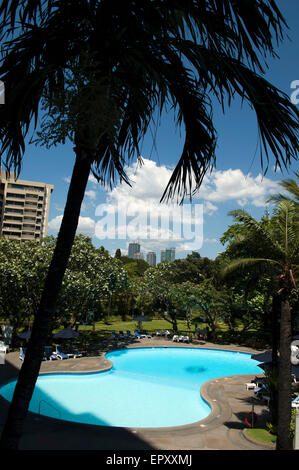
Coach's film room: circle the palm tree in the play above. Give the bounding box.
[267,171,299,216]
[0,1,298,449]
[222,202,298,450]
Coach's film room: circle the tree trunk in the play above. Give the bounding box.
[268,293,280,426]
[0,148,91,449]
[276,296,293,450]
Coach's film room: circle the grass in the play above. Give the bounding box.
[246,427,276,446]
[77,318,197,336]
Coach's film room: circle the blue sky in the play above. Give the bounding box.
[15,0,299,262]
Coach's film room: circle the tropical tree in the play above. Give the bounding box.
[0,0,298,450]
[0,237,54,340]
[221,202,298,450]
[267,171,299,213]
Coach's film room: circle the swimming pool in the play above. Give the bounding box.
[0,347,261,428]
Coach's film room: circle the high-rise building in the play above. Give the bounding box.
[128,242,140,258]
[166,247,176,262]
[146,251,156,266]
[161,247,175,263]
[0,168,54,241]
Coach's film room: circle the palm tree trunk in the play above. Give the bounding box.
[0,147,91,449]
[276,296,293,450]
[269,293,280,426]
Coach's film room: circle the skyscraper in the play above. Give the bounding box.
[0,168,54,241]
[166,247,176,262]
[128,242,141,258]
[161,247,175,263]
[146,251,156,266]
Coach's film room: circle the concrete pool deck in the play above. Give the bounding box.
[0,337,274,451]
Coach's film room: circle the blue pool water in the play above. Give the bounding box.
[0,347,261,428]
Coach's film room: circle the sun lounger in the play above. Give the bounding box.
[182,336,189,343]
[68,345,83,358]
[172,335,179,342]
[0,341,8,354]
[292,395,299,408]
[142,330,152,338]
[54,346,69,360]
[156,330,163,336]
[126,330,135,338]
[119,331,128,338]
[111,331,119,339]
[44,346,58,360]
[245,382,257,390]
[19,347,47,361]
[254,384,270,404]
[134,330,146,338]
[19,347,26,361]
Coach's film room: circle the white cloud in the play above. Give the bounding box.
[85,190,97,200]
[92,159,280,251]
[204,237,218,243]
[48,215,96,237]
[63,176,71,183]
[193,168,280,207]
[94,159,204,248]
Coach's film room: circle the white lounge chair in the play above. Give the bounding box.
[292,395,299,408]
[245,382,257,390]
[182,336,189,343]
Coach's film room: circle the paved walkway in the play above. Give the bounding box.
[0,337,274,451]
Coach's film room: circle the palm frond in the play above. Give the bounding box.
[0,0,298,198]
[228,209,287,260]
[221,257,281,279]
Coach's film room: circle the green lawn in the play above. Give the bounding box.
[246,427,276,446]
[77,318,197,336]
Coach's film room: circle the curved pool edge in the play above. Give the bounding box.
[0,344,263,433]
[0,342,270,450]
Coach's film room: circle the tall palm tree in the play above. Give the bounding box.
[0,1,298,449]
[222,202,298,450]
[267,171,299,214]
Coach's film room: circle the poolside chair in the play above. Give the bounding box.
[245,382,257,390]
[182,336,189,343]
[142,330,152,338]
[164,330,171,337]
[119,331,128,339]
[19,346,48,361]
[0,341,8,354]
[44,346,58,361]
[172,335,179,342]
[19,347,26,361]
[111,331,119,340]
[54,345,69,360]
[126,330,135,338]
[67,344,83,358]
[292,395,299,408]
[134,330,146,338]
[156,330,163,336]
[254,383,270,404]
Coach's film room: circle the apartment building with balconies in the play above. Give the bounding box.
[0,168,54,241]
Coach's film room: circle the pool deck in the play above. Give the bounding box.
[0,337,274,451]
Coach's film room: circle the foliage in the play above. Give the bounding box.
[0,235,130,333]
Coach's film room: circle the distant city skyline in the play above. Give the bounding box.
[127,242,176,264]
